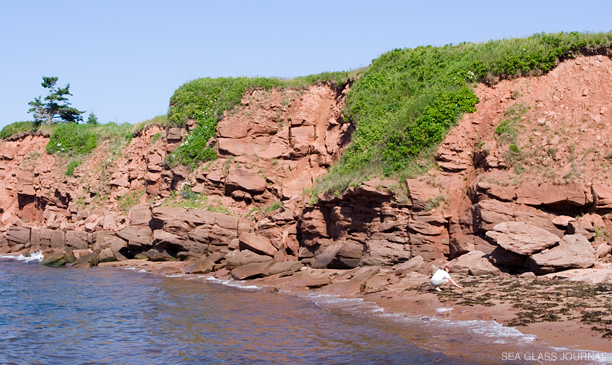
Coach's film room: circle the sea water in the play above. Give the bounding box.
[0,257,607,364]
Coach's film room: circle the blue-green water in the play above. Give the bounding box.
[0,257,605,364]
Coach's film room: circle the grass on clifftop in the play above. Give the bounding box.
[313,31,612,196]
[166,72,357,168]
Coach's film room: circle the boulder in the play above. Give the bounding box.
[225,168,266,195]
[152,230,189,252]
[231,261,274,280]
[116,226,152,250]
[323,266,381,296]
[312,240,363,269]
[405,179,441,211]
[99,248,116,263]
[473,200,561,236]
[528,234,596,274]
[362,239,410,266]
[597,244,611,258]
[475,182,516,202]
[238,232,277,257]
[552,215,576,227]
[516,182,593,208]
[392,255,424,276]
[225,250,273,270]
[593,182,612,211]
[469,259,502,276]
[290,271,331,288]
[50,230,65,248]
[146,248,173,261]
[159,266,183,275]
[567,214,604,241]
[129,204,152,226]
[485,222,561,255]
[65,231,88,250]
[6,226,30,245]
[185,257,215,274]
[263,261,303,277]
[68,252,94,268]
[42,251,74,267]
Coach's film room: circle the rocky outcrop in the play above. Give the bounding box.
[528,234,596,273]
[485,222,561,255]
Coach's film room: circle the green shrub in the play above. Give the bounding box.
[166,72,356,168]
[314,31,612,195]
[65,160,81,176]
[46,123,98,155]
[264,201,282,214]
[118,190,145,212]
[133,114,168,133]
[0,121,39,139]
[495,103,527,145]
[150,132,162,145]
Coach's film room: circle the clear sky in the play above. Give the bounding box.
[1,0,611,128]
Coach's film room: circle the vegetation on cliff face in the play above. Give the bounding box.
[0,121,39,139]
[166,72,357,168]
[164,31,612,194]
[315,31,612,195]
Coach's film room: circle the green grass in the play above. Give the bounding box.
[118,190,145,212]
[0,121,40,139]
[313,31,612,196]
[166,71,358,169]
[133,114,168,133]
[65,160,81,176]
[495,103,528,145]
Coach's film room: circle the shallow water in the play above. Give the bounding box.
[0,258,607,364]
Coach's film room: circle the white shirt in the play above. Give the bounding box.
[431,269,450,282]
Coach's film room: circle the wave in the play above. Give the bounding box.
[0,251,44,263]
[202,276,262,290]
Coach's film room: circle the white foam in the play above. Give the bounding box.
[301,291,541,349]
[138,269,147,273]
[0,251,44,263]
[164,274,184,278]
[203,276,261,290]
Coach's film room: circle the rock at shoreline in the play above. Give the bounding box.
[392,255,424,276]
[185,257,216,274]
[264,261,303,277]
[528,234,596,274]
[225,250,273,270]
[290,271,331,288]
[116,226,153,251]
[323,266,380,296]
[485,222,561,255]
[6,226,30,245]
[231,261,274,280]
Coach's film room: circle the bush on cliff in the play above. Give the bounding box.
[314,31,612,195]
[0,121,40,139]
[46,123,98,155]
[166,72,356,168]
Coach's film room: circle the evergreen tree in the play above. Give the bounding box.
[28,76,85,124]
[86,111,99,125]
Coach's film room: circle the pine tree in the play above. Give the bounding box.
[28,76,85,124]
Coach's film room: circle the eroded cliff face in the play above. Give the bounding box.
[4,58,612,279]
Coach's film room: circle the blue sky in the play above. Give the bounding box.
[1,0,611,128]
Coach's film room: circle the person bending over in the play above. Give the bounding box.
[430,265,462,291]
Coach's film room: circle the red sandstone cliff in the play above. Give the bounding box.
[3,57,612,280]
